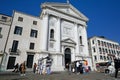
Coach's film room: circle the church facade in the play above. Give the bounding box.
[0,2,92,71]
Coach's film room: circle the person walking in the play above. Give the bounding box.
[46,57,52,75]
[20,62,26,76]
[76,61,80,74]
[33,63,37,73]
[39,61,43,75]
[114,56,119,78]
[68,63,72,75]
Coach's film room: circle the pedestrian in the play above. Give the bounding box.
[33,63,37,73]
[72,62,75,73]
[68,63,72,75]
[19,63,22,74]
[114,56,120,78]
[46,56,52,75]
[76,61,80,74]
[66,63,69,71]
[79,64,83,74]
[39,61,43,75]
[20,62,26,76]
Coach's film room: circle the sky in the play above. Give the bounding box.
[0,0,120,43]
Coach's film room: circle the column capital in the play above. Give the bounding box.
[56,16,61,21]
[40,11,49,19]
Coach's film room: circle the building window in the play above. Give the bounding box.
[101,41,104,46]
[105,49,108,53]
[18,17,23,22]
[107,56,109,60]
[99,48,102,53]
[102,48,105,53]
[92,40,94,44]
[0,27,2,34]
[14,26,23,35]
[104,56,106,60]
[79,36,82,44]
[2,16,7,22]
[100,55,103,60]
[94,56,97,61]
[50,29,54,39]
[93,47,96,52]
[104,42,107,47]
[0,27,2,38]
[109,50,111,54]
[33,21,37,25]
[30,29,38,38]
[98,40,100,45]
[29,43,35,49]
[11,40,19,52]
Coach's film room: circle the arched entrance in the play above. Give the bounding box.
[64,48,71,68]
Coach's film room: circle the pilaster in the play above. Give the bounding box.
[74,23,79,55]
[40,13,49,51]
[55,17,61,52]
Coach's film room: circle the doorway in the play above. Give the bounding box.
[26,55,34,68]
[64,48,71,68]
[7,56,16,69]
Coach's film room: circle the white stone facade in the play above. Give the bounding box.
[0,14,12,70]
[0,2,92,71]
[88,36,120,71]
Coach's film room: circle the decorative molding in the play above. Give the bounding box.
[41,3,88,21]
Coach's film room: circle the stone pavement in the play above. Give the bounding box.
[0,71,120,80]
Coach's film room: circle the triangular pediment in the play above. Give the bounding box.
[41,2,88,21]
[61,38,76,45]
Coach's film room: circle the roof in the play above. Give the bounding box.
[41,2,89,22]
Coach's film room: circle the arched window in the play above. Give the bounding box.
[50,29,54,39]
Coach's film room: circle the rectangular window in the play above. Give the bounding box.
[94,56,97,61]
[29,43,35,49]
[98,40,100,45]
[33,21,37,25]
[92,40,94,44]
[14,26,23,35]
[93,47,96,52]
[2,16,7,22]
[99,48,102,52]
[100,55,103,60]
[0,27,2,33]
[11,40,19,52]
[0,27,2,38]
[18,17,23,22]
[30,29,38,38]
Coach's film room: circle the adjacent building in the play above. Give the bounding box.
[0,2,92,71]
[0,14,12,70]
[88,36,120,71]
